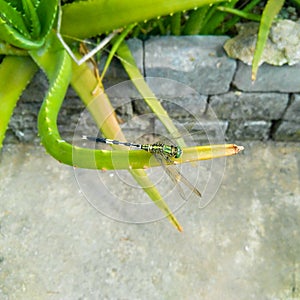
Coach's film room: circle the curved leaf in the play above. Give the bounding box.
[37,0,58,37]
[0,56,37,149]
[22,0,41,38]
[61,0,225,39]
[252,0,284,80]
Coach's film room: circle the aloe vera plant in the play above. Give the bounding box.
[0,0,246,230]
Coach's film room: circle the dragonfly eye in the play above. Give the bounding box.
[175,147,182,158]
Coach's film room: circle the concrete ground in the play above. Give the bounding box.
[0,141,299,299]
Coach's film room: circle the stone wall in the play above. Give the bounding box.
[6,36,300,144]
[141,36,300,141]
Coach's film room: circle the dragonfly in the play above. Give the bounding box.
[82,135,202,199]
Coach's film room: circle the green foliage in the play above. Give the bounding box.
[130,0,288,79]
[0,56,37,149]
[60,0,225,39]
[0,0,57,49]
[0,0,288,228]
[289,0,300,8]
[252,0,285,80]
[1,0,232,230]
[130,0,266,37]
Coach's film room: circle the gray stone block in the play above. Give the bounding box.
[20,70,48,102]
[127,38,144,69]
[57,94,86,141]
[210,92,288,120]
[227,120,271,140]
[101,38,144,90]
[283,94,300,121]
[233,61,300,92]
[104,39,145,104]
[273,121,300,141]
[145,36,236,95]
[153,119,228,145]
[161,96,207,119]
[133,96,207,119]
[132,77,208,119]
[189,121,229,144]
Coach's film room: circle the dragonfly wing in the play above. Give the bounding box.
[170,166,202,198]
[154,154,202,200]
[154,154,186,199]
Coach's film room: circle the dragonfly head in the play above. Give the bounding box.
[175,146,182,159]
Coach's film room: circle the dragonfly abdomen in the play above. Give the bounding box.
[82,136,141,148]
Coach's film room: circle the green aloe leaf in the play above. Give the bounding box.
[0,0,57,49]
[0,0,30,37]
[0,55,37,149]
[71,58,184,232]
[252,0,284,80]
[60,0,226,39]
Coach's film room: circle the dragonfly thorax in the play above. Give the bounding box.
[141,143,182,159]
